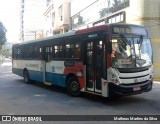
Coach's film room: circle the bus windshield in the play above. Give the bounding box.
[111,36,152,68]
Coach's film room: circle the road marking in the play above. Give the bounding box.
[0,84,25,88]
[0,74,15,79]
[0,71,12,74]
[154,81,160,84]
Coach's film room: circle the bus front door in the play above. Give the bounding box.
[85,39,104,93]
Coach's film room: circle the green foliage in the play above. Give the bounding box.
[99,0,129,18]
[0,21,7,45]
[72,15,84,29]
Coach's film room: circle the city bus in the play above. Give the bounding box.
[12,23,153,98]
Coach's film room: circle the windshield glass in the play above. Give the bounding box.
[111,36,152,68]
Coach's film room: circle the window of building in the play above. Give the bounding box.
[71,0,129,29]
[107,11,125,23]
[93,19,106,26]
[52,12,55,26]
[59,5,63,21]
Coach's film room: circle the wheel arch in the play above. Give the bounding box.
[66,73,81,96]
[65,73,78,86]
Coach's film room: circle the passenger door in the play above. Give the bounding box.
[85,38,105,93]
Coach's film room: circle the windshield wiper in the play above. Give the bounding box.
[119,34,132,48]
[139,35,143,48]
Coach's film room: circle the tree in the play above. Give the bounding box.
[112,0,119,6]
[0,21,7,46]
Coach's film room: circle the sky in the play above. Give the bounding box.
[0,0,20,43]
[71,0,97,16]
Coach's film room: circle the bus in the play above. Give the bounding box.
[12,23,153,98]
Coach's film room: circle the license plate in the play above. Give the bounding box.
[133,86,141,91]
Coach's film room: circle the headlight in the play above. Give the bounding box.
[108,67,120,85]
[110,73,119,85]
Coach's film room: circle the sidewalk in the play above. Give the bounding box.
[0,56,3,64]
[0,60,4,64]
[0,57,11,64]
[0,55,4,63]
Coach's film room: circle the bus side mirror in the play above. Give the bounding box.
[106,43,112,54]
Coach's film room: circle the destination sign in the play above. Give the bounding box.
[111,26,148,36]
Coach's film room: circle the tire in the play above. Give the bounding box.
[67,76,81,96]
[23,70,30,84]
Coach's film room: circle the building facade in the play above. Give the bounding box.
[20,0,50,42]
[71,0,129,29]
[43,1,53,36]
[43,0,71,37]
[19,0,24,42]
[70,0,160,80]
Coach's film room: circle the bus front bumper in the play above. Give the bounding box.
[108,79,153,96]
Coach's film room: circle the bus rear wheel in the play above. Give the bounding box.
[23,70,30,84]
[67,76,81,96]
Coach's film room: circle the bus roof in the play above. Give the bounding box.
[16,30,76,45]
[15,23,147,46]
[75,23,147,35]
[75,24,109,35]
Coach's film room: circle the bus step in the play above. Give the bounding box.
[44,82,52,86]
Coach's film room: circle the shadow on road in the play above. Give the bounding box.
[15,78,67,94]
[82,93,149,106]
[14,78,150,107]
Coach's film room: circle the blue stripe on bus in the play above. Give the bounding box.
[12,68,66,87]
[45,72,66,87]
[29,70,44,82]
[13,68,44,82]
[12,68,23,77]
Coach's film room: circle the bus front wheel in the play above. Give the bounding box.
[23,70,30,84]
[67,76,81,96]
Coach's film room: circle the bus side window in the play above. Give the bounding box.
[39,47,43,60]
[65,44,73,58]
[18,48,21,59]
[54,46,58,58]
[73,43,81,58]
[64,42,81,59]
[34,44,44,60]
[27,45,35,59]
[54,45,63,58]
[14,47,18,59]
[12,46,22,60]
[14,47,19,59]
[74,49,80,58]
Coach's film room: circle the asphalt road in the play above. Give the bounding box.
[0,59,160,124]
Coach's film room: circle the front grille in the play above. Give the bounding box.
[119,74,149,79]
[118,66,150,73]
[121,80,148,86]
